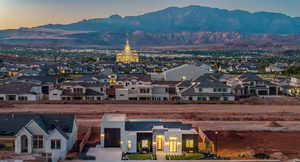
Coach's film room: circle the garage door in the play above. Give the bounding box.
[104,128,121,147]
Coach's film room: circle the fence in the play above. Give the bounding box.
[0,100,244,105]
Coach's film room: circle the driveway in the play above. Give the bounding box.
[87,145,122,160]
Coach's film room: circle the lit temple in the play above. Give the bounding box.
[116,40,139,64]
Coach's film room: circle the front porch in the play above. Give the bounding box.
[135,131,199,155]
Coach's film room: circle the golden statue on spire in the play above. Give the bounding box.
[116,39,139,64]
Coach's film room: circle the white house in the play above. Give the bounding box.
[0,82,42,101]
[180,73,235,101]
[49,82,106,101]
[100,114,199,155]
[115,75,179,101]
[0,114,77,162]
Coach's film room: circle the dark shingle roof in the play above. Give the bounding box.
[239,73,264,81]
[125,121,193,131]
[18,76,57,84]
[0,82,38,94]
[0,114,75,136]
[177,80,192,88]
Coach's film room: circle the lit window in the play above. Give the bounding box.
[186,139,194,148]
[141,140,148,148]
[169,137,177,153]
[128,140,132,149]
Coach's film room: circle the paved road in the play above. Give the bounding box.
[87,145,122,160]
[156,151,166,160]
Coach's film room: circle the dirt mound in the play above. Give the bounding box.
[222,131,244,140]
[264,121,282,127]
[270,152,288,160]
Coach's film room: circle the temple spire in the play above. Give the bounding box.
[116,39,139,64]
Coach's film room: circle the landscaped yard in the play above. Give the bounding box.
[127,154,153,160]
[166,153,204,160]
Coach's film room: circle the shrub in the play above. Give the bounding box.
[127,154,153,160]
[166,153,204,160]
[254,153,270,159]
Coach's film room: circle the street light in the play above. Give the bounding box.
[215,131,219,158]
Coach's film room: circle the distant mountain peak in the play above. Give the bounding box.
[109,14,123,20]
[35,5,300,34]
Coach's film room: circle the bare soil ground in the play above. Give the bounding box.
[1,104,300,121]
[205,131,300,161]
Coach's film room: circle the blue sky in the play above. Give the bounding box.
[1,0,299,29]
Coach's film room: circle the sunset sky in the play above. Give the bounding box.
[1,0,299,30]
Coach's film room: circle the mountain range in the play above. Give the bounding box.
[1,5,300,48]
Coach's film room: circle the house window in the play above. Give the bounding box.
[169,137,177,153]
[33,135,43,149]
[51,139,61,150]
[128,140,132,149]
[199,88,202,92]
[0,97,4,100]
[224,97,228,101]
[197,97,206,101]
[141,140,148,148]
[140,88,150,94]
[18,96,28,101]
[74,88,83,94]
[186,139,194,148]
[213,88,217,92]
[223,88,227,92]
[86,96,95,100]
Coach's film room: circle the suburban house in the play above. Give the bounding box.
[0,82,43,101]
[180,73,235,101]
[235,73,280,97]
[286,76,300,96]
[49,82,106,101]
[152,64,213,81]
[17,75,57,96]
[100,114,200,155]
[151,81,179,101]
[0,114,77,162]
[115,74,179,101]
[115,74,152,100]
[265,63,287,73]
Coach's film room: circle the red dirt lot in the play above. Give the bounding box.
[1,104,300,121]
[205,131,300,161]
